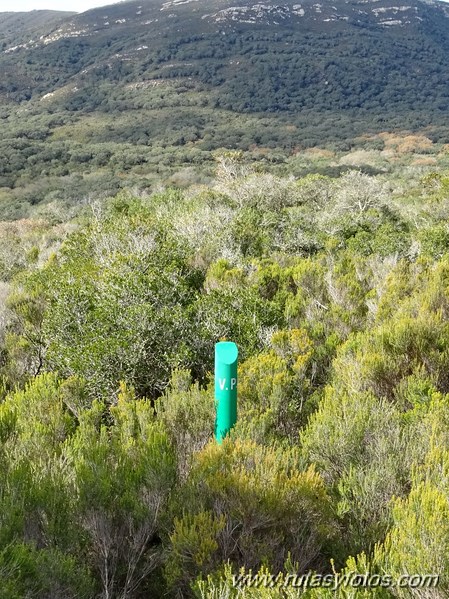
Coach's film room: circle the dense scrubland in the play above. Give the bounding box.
[0,146,449,597]
[3,1,449,595]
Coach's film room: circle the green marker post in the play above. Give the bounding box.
[215,341,238,443]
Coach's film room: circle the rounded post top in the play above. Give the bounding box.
[215,341,238,365]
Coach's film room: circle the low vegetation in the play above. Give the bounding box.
[1,152,449,596]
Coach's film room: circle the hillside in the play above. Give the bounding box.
[2,143,449,597]
[4,0,449,114]
[2,0,449,218]
[0,10,75,46]
[4,3,449,596]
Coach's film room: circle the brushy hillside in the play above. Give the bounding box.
[1,156,449,596]
[3,0,449,218]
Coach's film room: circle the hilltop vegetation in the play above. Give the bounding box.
[1,154,449,596]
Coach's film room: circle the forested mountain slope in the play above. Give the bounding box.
[3,0,449,116]
[2,0,449,218]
